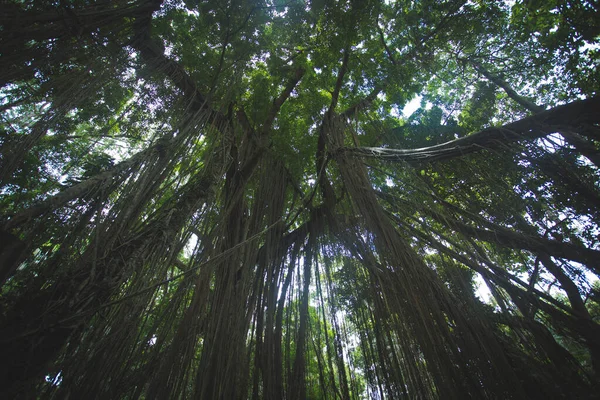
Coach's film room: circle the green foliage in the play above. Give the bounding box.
[1,0,599,399]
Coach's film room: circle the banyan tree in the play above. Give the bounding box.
[1,0,600,398]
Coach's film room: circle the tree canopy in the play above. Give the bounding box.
[1,0,600,398]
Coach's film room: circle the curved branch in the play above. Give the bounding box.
[329,48,351,113]
[342,96,600,164]
[378,191,600,273]
[469,60,545,113]
[264,68,305,131]
[469,59,600,167]
[132,14,229,131]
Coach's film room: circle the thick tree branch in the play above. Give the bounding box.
[263,68,305,131]
[378,191,600,273]
[377,24,396,65]
[340,85,383,120]
[469,59,600,167]
[132,14,229,131]
[342,96,600,163]
[470,60,545,113]
[3,147,152,230]
[539,254,591,320]
[393,211,577,315]
[329,48,351,113]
